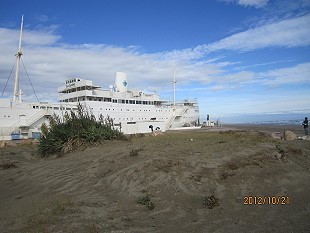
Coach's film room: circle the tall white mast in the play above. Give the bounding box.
[173,64,176,106]
[13,15,24,102]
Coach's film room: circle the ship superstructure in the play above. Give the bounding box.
[57,72,199,134]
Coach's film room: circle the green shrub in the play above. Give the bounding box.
[137,195,155,210]
[38,103,125,157]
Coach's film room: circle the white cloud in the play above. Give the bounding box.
[158,14,310,62]
[257,62,310,85]
[203,14,310,52]
[0,22,309,116]
[238,0,269,8]
[0,28,61,49]
[219,0,269,8]
[0,28,223,102]
[36,15,49,23]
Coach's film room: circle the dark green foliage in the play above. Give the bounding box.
[38,103,125,157]
[137,195,155,210]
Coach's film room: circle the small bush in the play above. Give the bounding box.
[137,195,151,205]
[130,149,139,157]
[203,195,219,209]
[38,103,125,157]
[137,195,155,210]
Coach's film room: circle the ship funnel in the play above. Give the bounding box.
[115,72,128,93]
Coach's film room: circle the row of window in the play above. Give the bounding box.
[65,78,81,84]
[96,108,170,113]
[64,86,92,93]
[111,117,168,121]
[32,105,77,111]
[61,97,159,106]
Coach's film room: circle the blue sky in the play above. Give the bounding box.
[0,0,309,123]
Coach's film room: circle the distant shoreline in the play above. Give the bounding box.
[224,123,305,136]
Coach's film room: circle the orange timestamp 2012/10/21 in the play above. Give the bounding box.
[243,196,290,205]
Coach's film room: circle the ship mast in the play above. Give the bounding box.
[173,64,176,106]
[13,15,24,102]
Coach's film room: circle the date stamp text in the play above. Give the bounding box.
[243,196,290,205]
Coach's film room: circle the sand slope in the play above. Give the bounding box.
[0,127,309,232]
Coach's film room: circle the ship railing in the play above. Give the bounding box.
[2,109,53,137]
[165,107,187,129]
[24,109,52,127]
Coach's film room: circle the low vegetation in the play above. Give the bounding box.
[38,103,125,157]
[137,195,155,210]
[21,196,74,233]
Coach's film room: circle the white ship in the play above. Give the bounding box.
[0,16,199,140]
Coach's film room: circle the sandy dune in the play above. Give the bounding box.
[0,126,309,232]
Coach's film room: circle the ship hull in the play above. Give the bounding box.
[0,98,199,140]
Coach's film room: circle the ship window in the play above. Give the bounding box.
[129,100,135,104]
[104,98,111,102]
[81,86,85,90]
[33,106,35,109]
[136,100,141,104]
[113,99,117,103]
[126,100,128,104]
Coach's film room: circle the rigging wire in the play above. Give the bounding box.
[1,63,15,98]
[21,58,39,102]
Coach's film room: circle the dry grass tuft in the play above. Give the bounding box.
[20,196,74,233]
[0,162,18,169]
